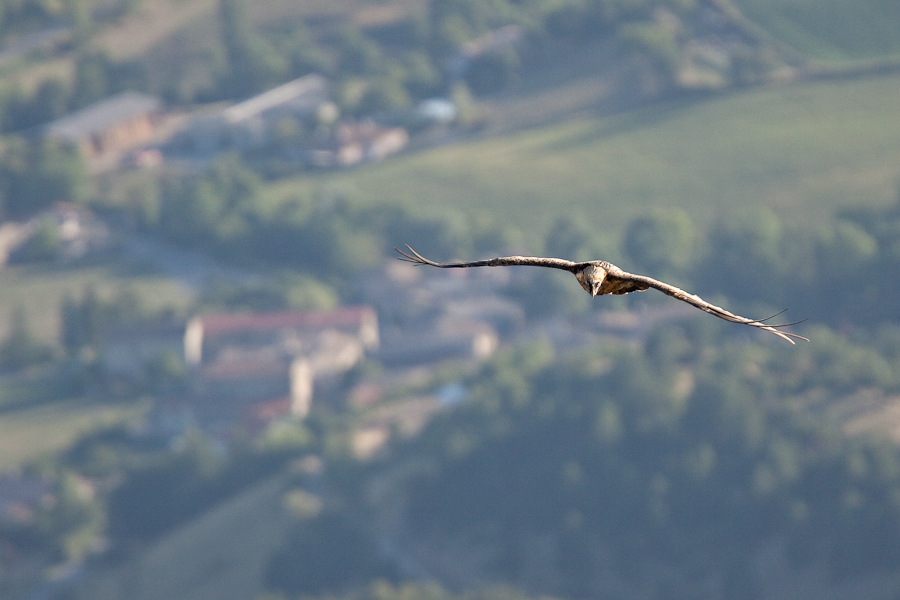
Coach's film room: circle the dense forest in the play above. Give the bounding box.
[262,328,900,599]
[21,307,900,599]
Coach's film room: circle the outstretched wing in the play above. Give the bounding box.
[397,245,807,344]
[396,245,578,272]
[619,270,809,344]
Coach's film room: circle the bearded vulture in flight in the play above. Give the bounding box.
[396,245,807,344]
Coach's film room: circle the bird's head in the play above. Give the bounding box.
[575,264,607,297]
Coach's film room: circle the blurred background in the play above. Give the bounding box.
[0,0,899,598]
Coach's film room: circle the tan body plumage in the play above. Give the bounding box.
[396,245,807,344]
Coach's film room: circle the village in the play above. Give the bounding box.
[0,45,708,458]
[0,46,676,579]
[87,250,681,455]
[0,233,712,600]
[40,72,420,173]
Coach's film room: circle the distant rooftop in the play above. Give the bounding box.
[44,91,162,142]
[195,306,377,337]
[222,74,328,125]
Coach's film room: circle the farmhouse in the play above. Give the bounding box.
[185,306,379,417]
[305,120,409,167]
[180,74,331,154]
[43,91,163,165]
[185,305,378,366]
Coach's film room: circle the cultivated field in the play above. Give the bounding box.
[269,71,900,251]
[733,0,900,63]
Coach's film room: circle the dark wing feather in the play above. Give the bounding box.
[396,245,578,272]
[396,245,807,344]
[620,271,809,344]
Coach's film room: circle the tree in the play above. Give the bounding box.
[61,293,86,355]
[0,137,88,217]
[34,470,106,561]
[65,0,94,46]
[703,205,786,303]
[0,305,54,371]
[618,19,682,86]
[31,78,70,124]
[265,511,399,597]
[465,48,521,95]
[70,52,113,109]
[336,27,385,76]
[217,0,287,97]
[14,216,61,262]
[545,215,610,263]
[158,153,260,247]
[622,207,695,279]
[359,74,411,114]
[274,22,331,78]
[402,51,442,98]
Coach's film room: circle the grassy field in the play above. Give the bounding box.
[72,473,293,600]
[268,71,900,253]
[0,260,192,344]
[0,257,191,473]
[0,391,148,471]
[734,0,900,63]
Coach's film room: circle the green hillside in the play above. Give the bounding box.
[72,474,292,600]
[269,71,900,251]
[0,394,146,471]
[0,261,190,471]
[734,0,900,63]
[0,263,191,343]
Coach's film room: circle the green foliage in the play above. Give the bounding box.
[622,207,695,279]
[265,511,399,597]
[0,138,88,217]
[465,48,522,95]
[359,72,412,114]
[544,215,605,263]
[197,275,337,313]
[401,51,443,99]
[0,304,54,371]
[106,431,291,541]
[71,52,117,109]
[61,284,166,355]
[271,22,332,78]
[336,28,386,77]
[619,18,682,72]
[143,349,186,391]
[24,78,70,125]
[1,51,147,132]
[364,331,900,597]
[216,0,288,98]
[69,51,147,111]
[151,155,520,293]
[701,205,786,301]
[33,469,106,561]
[680,189,900,329]
[159,153,260,247]
[14,216,62,263]
[0,0,70,34]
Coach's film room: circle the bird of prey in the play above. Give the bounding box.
[396,245,808,344]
